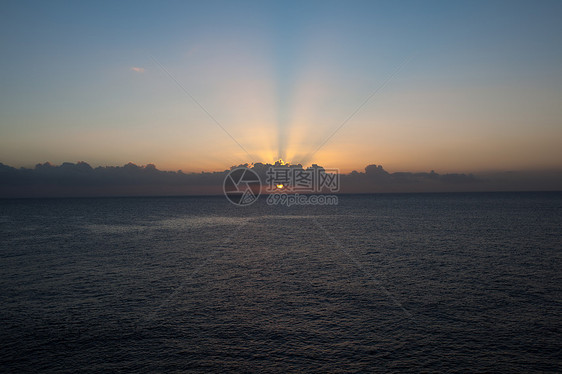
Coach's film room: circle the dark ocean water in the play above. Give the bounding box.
[1,192,561,373]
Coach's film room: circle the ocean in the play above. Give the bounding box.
[1,192,561,372]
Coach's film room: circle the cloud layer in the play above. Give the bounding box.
[0,161,560,198]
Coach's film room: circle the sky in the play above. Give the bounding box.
[1,0,561,174]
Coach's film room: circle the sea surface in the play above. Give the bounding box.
[1,192,561,372]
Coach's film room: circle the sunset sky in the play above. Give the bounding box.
[1,0,561,173]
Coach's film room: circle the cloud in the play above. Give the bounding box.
[0,162,226,197]
[340,165,480,193]
[130,67,145,73]
[0,161,560,198]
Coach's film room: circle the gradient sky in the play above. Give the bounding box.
[1,0,561,173]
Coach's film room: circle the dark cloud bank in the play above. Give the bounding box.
[0,161,560,198]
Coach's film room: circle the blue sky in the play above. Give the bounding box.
[1,0,561,172]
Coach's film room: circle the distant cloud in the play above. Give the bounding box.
[130,67,145,73]
[0,161,560,198]
[185,45,199,58]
